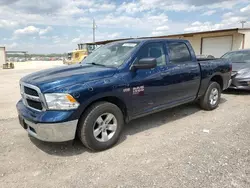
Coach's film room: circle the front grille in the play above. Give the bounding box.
[26,99,43,110]
[239,81,249,86]
[24,86,39,96]
[20,83,45,111]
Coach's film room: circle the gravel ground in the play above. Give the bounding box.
[0,67,250,188]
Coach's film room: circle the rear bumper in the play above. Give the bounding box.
[19,115,77,142]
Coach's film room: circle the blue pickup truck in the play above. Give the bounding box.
[17,39,232,151]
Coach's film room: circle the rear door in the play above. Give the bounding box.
[161,41,201,105]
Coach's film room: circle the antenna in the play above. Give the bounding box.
[240,21,246,28]
[93,19,97,43]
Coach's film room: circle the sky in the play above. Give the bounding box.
[0,0,250,54]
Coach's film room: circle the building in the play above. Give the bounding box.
[0,46,6,67]
[159,28,250,58]
[95,28,250,58]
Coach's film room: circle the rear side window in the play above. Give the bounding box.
[137,42,166,66]
[168,42,191,63]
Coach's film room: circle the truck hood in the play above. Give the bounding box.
[21,64,117,92]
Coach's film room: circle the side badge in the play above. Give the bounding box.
[133,86,144,95]
[123,88,131,93]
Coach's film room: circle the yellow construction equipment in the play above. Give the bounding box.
[63,43,101,65]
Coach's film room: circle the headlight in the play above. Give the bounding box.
[44,93,79,110]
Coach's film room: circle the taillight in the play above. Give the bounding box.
[229,63,232,72]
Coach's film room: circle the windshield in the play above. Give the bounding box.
[83,42,140,67]
[221,51,250,63]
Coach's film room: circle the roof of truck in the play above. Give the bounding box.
[110,38,189,44]
[86,38,189,45]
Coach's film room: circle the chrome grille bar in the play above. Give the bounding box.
[20,82,47,111]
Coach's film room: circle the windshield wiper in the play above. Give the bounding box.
[87,62,106,67]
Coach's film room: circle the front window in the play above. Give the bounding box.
[137,42,166,66]
[221,51,250,63]
[83,42,140,67]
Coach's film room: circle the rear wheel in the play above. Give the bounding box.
[199,82,221,110]
[77,102,124,151]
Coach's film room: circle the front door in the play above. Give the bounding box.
[129,42,168,116]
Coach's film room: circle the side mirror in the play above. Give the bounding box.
[131,58,157,71]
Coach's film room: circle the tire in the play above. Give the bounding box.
[77,102,124,151]
[199,82,221,111]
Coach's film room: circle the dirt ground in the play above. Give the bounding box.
[0,65,250,188]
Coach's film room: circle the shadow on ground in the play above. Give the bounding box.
[119,97,226,144]
[223,89,250,95]
[30,136,88,156]
[31,97,227,156]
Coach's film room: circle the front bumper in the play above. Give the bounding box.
[229,78,250,90]
[16,100,78,142]
[18,115,78,142]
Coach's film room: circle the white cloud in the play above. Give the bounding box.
[14,25,53,36]
[107,32,122,39]
[155,26,169,31]
[51,36,60,44]
[0,42,18,50]
[184,13,248,32]
[147,14,168,23]
[100,15,143,28]
[152,31,164,36]
[222,12,234,19]
[98,3,116,12]
[71,38,81,43]
[191,21,202,26]
[9,42,18,48]
[0,19,19,28]
[39,26,53,35]
[71,32,122,45]
[240,4,250,12]
[202,10,216,16]
[185,22,223,32]
[40,36,48,39]
[117,2,140,14]
[204,0,247,10]
[14,26,40,35]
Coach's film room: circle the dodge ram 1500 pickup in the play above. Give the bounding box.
[17,39,232,151]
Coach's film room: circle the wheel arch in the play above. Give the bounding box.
[79,95,128,123]
[210,74,223,90]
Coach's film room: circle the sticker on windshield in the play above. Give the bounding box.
[122,43,137,47]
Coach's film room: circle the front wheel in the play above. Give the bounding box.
[77,102,124,151]
[199,82,221,110]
